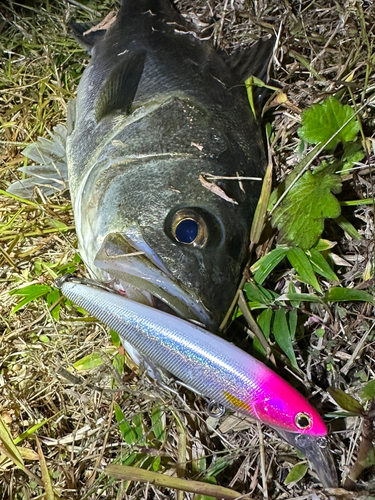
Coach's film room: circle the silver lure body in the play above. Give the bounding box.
[58,278,328,436]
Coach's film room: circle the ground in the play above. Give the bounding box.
[0,0,374,499]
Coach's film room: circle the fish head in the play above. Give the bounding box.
[88,157,256,331]
[70,96,263,331]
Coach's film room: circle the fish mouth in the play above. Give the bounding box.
[93,232,212,327]
[277,430,338,488]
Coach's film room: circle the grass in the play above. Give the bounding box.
[0,0,374,499]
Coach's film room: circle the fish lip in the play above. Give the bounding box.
[277,430,338,488]
[93,232,213,327]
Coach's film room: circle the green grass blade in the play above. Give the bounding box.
[250,162,273,245]
[324,287,374,304]
[335,215,362,239]
[114,403,137,445]
[287,247,321,292]
[273,309,298,368]
[0,415,25,471]
[308,248,338,281]
[252,246,289,284]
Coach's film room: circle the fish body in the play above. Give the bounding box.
[57,276,326,436]
[8,0,273,330]
[56,0,273,330]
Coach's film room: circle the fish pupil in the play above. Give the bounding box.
[175,218,199,244]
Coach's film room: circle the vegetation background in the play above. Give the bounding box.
[0,0,374,499]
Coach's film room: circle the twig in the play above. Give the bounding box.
[257,423,268,500]
[105,464,252,499]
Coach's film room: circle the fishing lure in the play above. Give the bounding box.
[55,274,337,487]
[56,275,324,435]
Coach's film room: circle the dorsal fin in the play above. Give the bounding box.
[223,36,275,113]
[69,20,106,54]
[225,36,275,83]
[94,52,146,122]
[117,0,184,25]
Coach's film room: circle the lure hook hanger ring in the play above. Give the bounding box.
[207,400,226,418]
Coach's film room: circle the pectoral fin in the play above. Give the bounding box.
[95,52,146,122]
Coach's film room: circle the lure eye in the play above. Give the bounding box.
[295,412,312,430]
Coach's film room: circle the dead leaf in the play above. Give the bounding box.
[199,175,238,204]
[84,11,117,35]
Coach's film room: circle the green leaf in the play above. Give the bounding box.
[287,282,300,308]
[205,455,235,477]
[341,142,365,174]
[46,289,61,320]
[298,97,360,150]
[284,462,309,485]
[151,405,166,442]
[39,335,50,343]
[314,239,337,252]
[359,380,375,402]
[335,215,362,240]
[74,253,82,263]
[49,219,68,231]
[287,247,321,292]
[324,287,374,304]
[0,415,25,471]
[288,309,298,340]
[253,309,273,356]
[113,353,125,379]
[243,281,278,306]
[10,284,52,314]
[308,248,338,281]
[252,246,289,284]
[280,292,322,303]
[273,309,298,368]
[73,352,104,371]
[269,145,322,212]
[122,452,137,466]
[328,388,363,414]
[325,410,362,418]
[315,328,325,338]
[272,168,342,250]
[132,413,144,443]
[152,456,161,472]
[110,329,121,347]
[114,403,137,445]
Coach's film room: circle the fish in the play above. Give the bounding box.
[55,274,338,488]
[8,0,274,334]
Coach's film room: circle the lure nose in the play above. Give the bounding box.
[277,430,338,488]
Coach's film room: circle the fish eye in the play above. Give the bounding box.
[169,209,209,248]
[295,412,312,430]
[175,218,199,244]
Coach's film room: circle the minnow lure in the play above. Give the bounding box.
[56,275,338,487]
[56,275,324,435]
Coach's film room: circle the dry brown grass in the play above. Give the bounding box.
[0,0,374,499]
